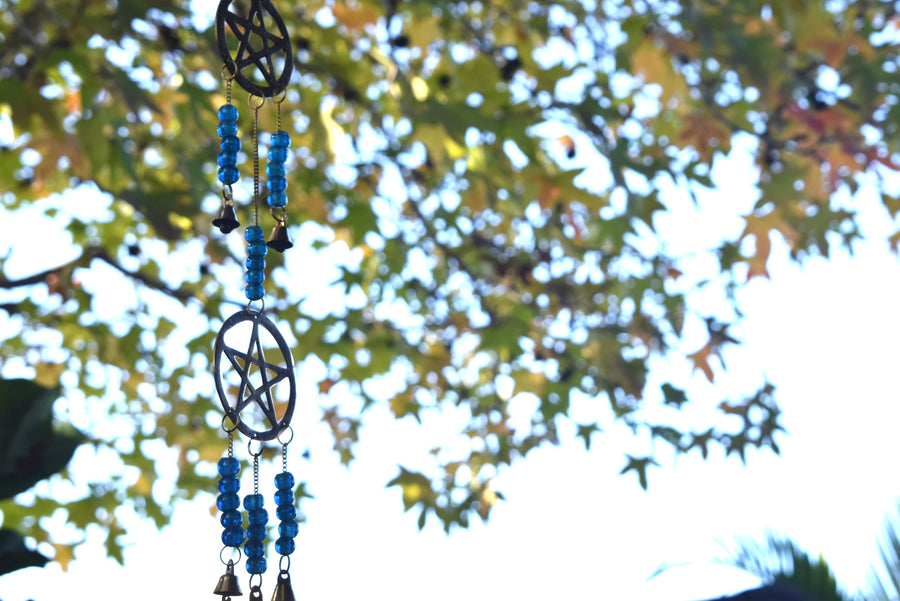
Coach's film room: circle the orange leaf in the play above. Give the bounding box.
[688,344,715,382]
[332,2,378,32]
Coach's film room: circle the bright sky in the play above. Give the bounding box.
[2,130,900,601]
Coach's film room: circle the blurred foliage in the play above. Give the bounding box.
[0,0,898,562]
[0,378,84,576]
[709,508,900,601]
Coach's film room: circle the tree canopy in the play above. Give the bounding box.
[1,0,898,563]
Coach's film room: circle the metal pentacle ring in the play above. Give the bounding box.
[214,309,296,441]
[215,0,294,98]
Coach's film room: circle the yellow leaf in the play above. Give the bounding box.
[631,41,689,107]
[332,2,378,32]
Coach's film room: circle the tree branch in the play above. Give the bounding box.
[0,247,195,302]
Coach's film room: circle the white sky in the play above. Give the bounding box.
[2,133,900,601]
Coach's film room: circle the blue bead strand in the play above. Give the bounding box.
[243,492,268,575]
[274,471,298,557]
[216,104,241,185]
[216,457,244,549]
[244,226,266,301]
[266,130,290,209]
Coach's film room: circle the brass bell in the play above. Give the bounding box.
[213,203,240,234]
[213,560,243,597]
[266,220,293,252]
[270,572,295,601]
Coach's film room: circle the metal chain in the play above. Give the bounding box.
[251,99,261,226]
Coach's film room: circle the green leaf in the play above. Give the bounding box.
[0,529,49,577]
[0,379,85,500]
[618,455,659,490]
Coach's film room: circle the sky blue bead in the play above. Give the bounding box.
[220,510,242,528]
[266,162,286,178]
[266,191,287,208]
[274,489,293,506]
[247,524,266,540]
[218,151,238,167]
[245,284,264,301]
[246,257,265,271]
[275,472,294,490]
[247,240,268,257]
[275,536,295,555]
[244,225,264,242]
[218,166,240,185]
[218,476,240,494]
[278,520,299,538]
[271,130,291,148]
[276,505,296,521]
[244,539,264,557]
[222,527,245,547]
[246,557,267,575]
[268,147,288,162]
[248,508,268,525]
[216,493,240,512]
[245,270,264,285]
[218,457,240,477]
[218,104,239,122]
[244,493,264,511]
[221,135,241,153]
[217,121,238,137]
[266,177,287,192]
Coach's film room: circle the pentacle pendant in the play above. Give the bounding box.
[213,309,296,440]
[215,0,294,98]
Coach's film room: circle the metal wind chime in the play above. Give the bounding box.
[209,1,298,601]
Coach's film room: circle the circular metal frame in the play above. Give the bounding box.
[215,0,294,98]
[214,309,296,441]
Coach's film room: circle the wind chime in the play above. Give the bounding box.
[209,1,298,601]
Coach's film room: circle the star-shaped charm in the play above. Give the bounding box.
[216,0,293,98]
[214,309,296,441]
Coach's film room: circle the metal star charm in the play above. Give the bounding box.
[216,0,294,98]
[214,309,296,440]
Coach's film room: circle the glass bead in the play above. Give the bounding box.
[244,225,264,242]
[245,284,264,301]
[218,104,239,122]
[247,240,268,257]
[217,151,238,168]
[218,166,240,185]
[271,130,291,148]
[244,493,264,511]
[246,557,267,575]
[266,191,287,208]
[216,493,240,512]
[218,476,240,494]
[244,539,265,557]
[246,257,265,271]
[247,524,266,540]
[220,509,243,528]
[217,457,240,477]
[221,135,241,153]
[278,520,299,538]
[274,489,293,507]
[266,177,287,193]
[275,536,295,555]
[274,472,294,490]
[222,527,245,547]
[217,121,238,137]
[245,270,264,285]
[248,508,268,525]
[268,147,288,163]
[265,162,286,178]
[276,505,296,521]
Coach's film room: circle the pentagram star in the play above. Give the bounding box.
[224,0,290,86]
[222,314,291,429]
